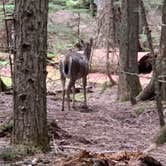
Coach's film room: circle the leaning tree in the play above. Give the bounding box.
[13,0,49,150]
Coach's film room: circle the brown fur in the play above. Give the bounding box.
[59,38,93,111]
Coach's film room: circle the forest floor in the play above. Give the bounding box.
[0,8,165,166]
[0,73,166,165]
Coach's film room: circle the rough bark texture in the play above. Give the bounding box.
[137,0,166,127]
[13,0,49,150]
[136,0,156,101]
[160,0,166,100]
[105,0,116,85]
[118,0,141,101]
[137,0,166,102]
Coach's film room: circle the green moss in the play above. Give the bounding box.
[75,93,84,102]
[0,122,13,134]
[0,147,16,161]
[0,145,41,161]
[100,82,108,94]
[154,126,166,145]
[133,107,145,117]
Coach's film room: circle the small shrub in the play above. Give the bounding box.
[0,147,16,161]
[0,145,41,161]
[49,0,66,6]
[133,107,145,117]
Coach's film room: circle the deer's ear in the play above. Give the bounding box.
[79,39,85,48]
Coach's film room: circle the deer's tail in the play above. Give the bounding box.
[62,54,72,77]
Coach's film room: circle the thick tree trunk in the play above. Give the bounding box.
[13,0,49,150]
[118,0,141,101]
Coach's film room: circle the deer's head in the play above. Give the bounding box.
[83,38,93,60]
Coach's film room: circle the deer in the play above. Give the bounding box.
[59,38,93,111]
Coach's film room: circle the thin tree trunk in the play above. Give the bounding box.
[105,0,116,85]
[13,0,49,150]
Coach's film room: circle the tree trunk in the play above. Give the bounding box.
[118,0,141,101]
[160,0,166,100]
[13,0,49,150]
[137,0,166,127]
[137,0,166,102]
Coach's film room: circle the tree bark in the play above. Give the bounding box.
[13,0,49,150]
[137,0,166,102]
[137,0,166,127]
[160,0,166,100]
[105,0,116,85]
[118,0,141,101]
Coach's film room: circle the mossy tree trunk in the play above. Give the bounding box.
[118,0,141,101]
[13,0,49,150]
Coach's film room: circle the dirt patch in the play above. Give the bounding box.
[0,84,166,165]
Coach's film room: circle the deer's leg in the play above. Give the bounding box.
[67,80,75,111]
[82,76,88,108]
[72,84,76,108]
[61,77,66,111]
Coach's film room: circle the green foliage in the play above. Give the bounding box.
[133,107,145,117]
[0,145,41,161]
[66,0,79,8]
[66,0,90,9]
[48,3,66,13]
[139,34,147,44]
[154,126,166,145]
[48,23,77,53]
[140,31,160,50]
[47,52,56,58]
[0,60,8,66]
[0,147,16,161]
[1,77,12,87]
[75,93,84,102]
[0,4,14,13]
[100,81,111,94]
[66,8,89,13]
[0,122,13,134]
[151,32,160,47]
[114,0,163,9]
[144,0,162,10]
[48,23,73,35]
[49,0,66,6]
